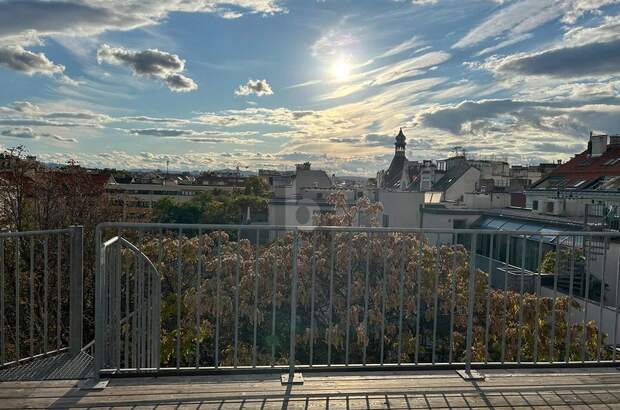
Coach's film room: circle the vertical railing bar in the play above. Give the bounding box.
[550,234,560,363]
[362,232,370,367]
[289,230,299,376]
[565,236,576,364]
[270,245,277,367]
[613,251,620,363]
[465,233,478,375]
[29,238,34,358]
[309,232,317,367]
[448,234,458,364]
[124,239,130,368]
[0,238,3,365]
[534,235,543,364]
[131,252,138,368]
[215,234,222,369]
[414,238,422,365]
[431,233,440,365]
[597,236,608,362]
[115,241,122,371]
[56,235,61,350]
[252,229,260,368]
[582,234,592,363]
[43,238,48,355]
[500,235,510,364]
[345,232,352,366]
[138,229,145,370]
[484,234,494,364]
[234,229,241,368]
[327,231,335,367]
[15,237,20,361]
[156,228,163,372]
[196,228,203,369]
[380,234,387,366]
[397,235,405,366]
[176,228,182,369]
[517,234,526,364]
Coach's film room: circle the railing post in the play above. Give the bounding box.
[69,225,83,357]
[283,229,302,384]
[459,233,484,381]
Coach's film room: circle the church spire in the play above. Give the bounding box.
[394,128,406,156]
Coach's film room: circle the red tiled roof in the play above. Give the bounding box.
[549,145,620,178]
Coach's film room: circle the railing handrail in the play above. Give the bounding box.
[102,236,159,274]
[0,228,71,238]
[95,222,620,237]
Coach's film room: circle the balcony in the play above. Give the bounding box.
[1,224,620,407]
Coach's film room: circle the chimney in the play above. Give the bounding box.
[589,133,608,157]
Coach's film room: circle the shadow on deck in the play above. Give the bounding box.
[0,352,93,382]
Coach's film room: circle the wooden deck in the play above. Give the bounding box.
[2,368,620,409]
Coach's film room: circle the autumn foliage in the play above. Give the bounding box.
[120,192,608,367]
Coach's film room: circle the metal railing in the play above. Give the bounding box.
[95,235,160,379]
[0,226,83,369]
[94,223,620,378]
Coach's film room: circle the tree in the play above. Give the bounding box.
[0,146,37,231]
[152,190,267,225]
[244,176,269,197]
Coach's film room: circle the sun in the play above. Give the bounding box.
[331,58,351,81]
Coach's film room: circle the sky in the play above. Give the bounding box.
[1,0,620,175]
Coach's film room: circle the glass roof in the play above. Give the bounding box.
[477,217,582,245]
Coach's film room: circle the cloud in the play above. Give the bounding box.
[453,0,619,49]
[163,73,198,93]
[372,51,451,86]
[415,98,620,141]
[0,118,86,127]
[0,127,77,142]
[491,39,620,78]
[0,45,64,75]
[127,128,261,144]
[564,14,620,45]
[375,36,425,60]
[0,1,287,44]
[235,79,274,96]
[97,44,197,92]
[1,101,40,114]
[128,128,258,138]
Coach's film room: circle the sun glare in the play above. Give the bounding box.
[331,58,351,81]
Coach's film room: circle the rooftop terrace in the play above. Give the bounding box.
[5,368,620,409]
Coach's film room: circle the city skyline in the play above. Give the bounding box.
[1,0,620,175]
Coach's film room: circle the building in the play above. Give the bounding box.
[106,171,248,220]
[525,133,620,222]
[376,129,441,192]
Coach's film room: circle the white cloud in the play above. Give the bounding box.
[97,44,198,92]
[0,1,287,44]
[375,36,425,60]
[235,79,274,96]
[453,0,620,49]
[0,45,64,75]
[1,127,77,142]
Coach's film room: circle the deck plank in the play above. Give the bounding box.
[1,368,620,409]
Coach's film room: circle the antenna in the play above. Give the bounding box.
[166,160,169,176]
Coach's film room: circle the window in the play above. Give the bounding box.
[316,192,323,200]
[545,202,554,213]
[532,200,538,210]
